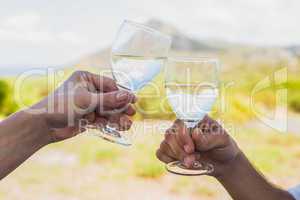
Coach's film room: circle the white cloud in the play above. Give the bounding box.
[0,12,91,66]
[57,31,87,46]
[2,13,41,31]
[0,0,300,67]
[0,13,86,45]
[0,13,50,43]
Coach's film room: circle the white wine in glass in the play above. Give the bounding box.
[165,57,219,176]
[111,55,166,91]
[94,20,171,146]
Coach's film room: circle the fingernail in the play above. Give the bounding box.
[184,145,192,154]
[183,157,190,167]
[183,156,194,168]
[116,91,128,101]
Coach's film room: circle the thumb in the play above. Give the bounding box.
[93,90,137,110]
[172,119,195,154]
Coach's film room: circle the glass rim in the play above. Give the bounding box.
[122,20,172,41]
[167,56,219,63]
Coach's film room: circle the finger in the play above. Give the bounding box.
[93,90,137,111]
[84,112,96,123]
[84,116,108,130]
[51,127,80,142]
[156,149,175,164]
[107,114,132,131]
[124,105,136,116]
[182,153,213,175]
[169,120,185,148]
[159,140,177,159]
[196,115,221,134]
[118,115,132,131]
[86,72,118,92]
[104,103,136,116]
[192,128,230,151]
[164,130,187,161]
[75,71,118,92]
[172,119,195,154]
[183,153,214,176]
[183,154,198,168]
[94,115,108,125]
[106,114,121,129]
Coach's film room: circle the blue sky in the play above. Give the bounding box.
[0,0,299,67]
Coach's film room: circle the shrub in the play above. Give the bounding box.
[289,94,300,112]
[287,79,300,112]
[0,80,18,116]
[133,158,165,179]
[0,80,9,108]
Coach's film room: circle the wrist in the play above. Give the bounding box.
[20,109,52,146]
[29,99,54,130]
[215,149,245,180]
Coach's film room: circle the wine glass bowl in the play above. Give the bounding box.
[111,20,171,92]
[95,20,172,146]
[165,57,220,175]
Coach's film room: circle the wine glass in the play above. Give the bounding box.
[164,57,219,175]
[96,20,172,146]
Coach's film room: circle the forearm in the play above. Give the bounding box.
[0,110,51,179]
[217,152,294,200]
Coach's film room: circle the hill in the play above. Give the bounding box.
[74,19,299,71]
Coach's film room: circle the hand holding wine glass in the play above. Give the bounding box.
[156,116,241,177]
[164,57,220,175]
[93,20,171,146]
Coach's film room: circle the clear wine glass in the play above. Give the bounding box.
[164,57,219,175]
[95,20,172,146]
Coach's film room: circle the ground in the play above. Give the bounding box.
[1,120,300,200]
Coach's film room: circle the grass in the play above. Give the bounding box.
[77,142,122,165]
[0,58,299,199]
[286,78,300,112]
[193,186,216,197]
[55,185,74,195]
[169,176,219,197]
[234,129,300,176]
[65,126,300,179]
[132,157,165,179]
[247,146,285,172]
[1,122,300,199]
[0,190,9,200]
[169,177,192,193]
[0,60,298,124]
[130,141,166,179]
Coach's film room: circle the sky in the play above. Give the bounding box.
[0,0,299,67]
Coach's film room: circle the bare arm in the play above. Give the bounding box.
[217,152,294,200]
[0,71,136,180]
[0,111,50,179]
[156,116,295,200]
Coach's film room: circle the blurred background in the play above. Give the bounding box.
[0,0,300,199]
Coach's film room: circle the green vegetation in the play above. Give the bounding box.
[193,186,216,197]
[1,123,300,199]
[0,79,18,116]
[0,59,299,122]
[78,142,122,165]
[0,58,299,199]
[132,158,165,179]
[287,79,300,112]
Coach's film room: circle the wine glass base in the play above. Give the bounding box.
[90,126,132,147]
[166,161,214,176]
